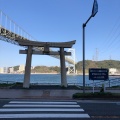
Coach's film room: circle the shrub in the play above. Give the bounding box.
[73,92,114,99]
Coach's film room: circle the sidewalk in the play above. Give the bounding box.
[0,87,119,99]
[0,89,78,99]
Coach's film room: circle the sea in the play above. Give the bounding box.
[0,74,91,85]
[0,74,118,86]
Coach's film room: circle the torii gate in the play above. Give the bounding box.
[18,40,76,88]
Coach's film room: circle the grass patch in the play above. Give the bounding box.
[0,82,23,88]
[0,83,16,88]
[15,82,23,85]
[0,83,14,87]
[111,85,120,88]
[73,92,120,99]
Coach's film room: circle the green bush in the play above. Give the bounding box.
[15,82,23,85]
[72,92,114,99]
[0,83,14,87]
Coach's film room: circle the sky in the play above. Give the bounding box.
[0,0,120,67]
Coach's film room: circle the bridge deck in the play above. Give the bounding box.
[0,27,75,64]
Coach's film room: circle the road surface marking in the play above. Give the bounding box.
[0,101,90,119]
[0,108,84,112]
[4,104,80,108]
[9,101,77,104]
[0,113,90,118]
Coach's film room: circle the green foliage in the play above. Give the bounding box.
[31,66,60,73]
[76,60,120,72]
[49,66,60,73]
[61,85,67,89]
[111,85,120,88]
[0,83,13,87]
[13,65,19,71]
[72,92,118,99]
[15,82,23,85]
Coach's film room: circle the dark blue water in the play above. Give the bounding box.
[0,74,91,85]
[0,74,117,85]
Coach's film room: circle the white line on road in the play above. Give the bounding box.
[4,104,80,107]
[9,101,77,104]
[0,108,84,112]
[0,114,90,118]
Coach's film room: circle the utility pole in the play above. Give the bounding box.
[92,56,95,61]
[109,55,111,60]
[96,48,98,62]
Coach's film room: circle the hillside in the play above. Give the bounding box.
[76,60,120,73]
[12,60,120,73]
[31,66,60,73]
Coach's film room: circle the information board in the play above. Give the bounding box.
[89,68,109,80]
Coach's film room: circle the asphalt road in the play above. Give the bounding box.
[0,99,119,120]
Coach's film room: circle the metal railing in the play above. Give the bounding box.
[0,80,15,84]
[87,77,120,88]
[0,80,16,88]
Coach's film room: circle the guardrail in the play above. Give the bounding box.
[0,80,16,88]
[0,78,120,88]
[0,80,15,84]
[30,82,81,86]
[87,77,120,88]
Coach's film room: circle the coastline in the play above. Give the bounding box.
[31,73,60,74]
[0,73,84,75]
[1,72,120,76]
[0,73,59,75]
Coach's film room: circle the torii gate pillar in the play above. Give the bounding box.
[23,46,32,88]
[60,47,67,87]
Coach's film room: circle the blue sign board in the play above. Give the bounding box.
[89,68,109,80]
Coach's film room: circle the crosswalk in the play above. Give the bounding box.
[0,101,90,119]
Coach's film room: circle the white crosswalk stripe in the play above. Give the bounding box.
[0,101,90,119]
[3,104,80,107]
[9,101,77,104]
[0,108,84,112]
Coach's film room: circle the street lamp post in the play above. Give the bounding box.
[82,0,98,93]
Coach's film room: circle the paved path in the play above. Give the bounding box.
[0,89,80,99]
[0,88,119,99]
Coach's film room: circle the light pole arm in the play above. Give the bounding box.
[84,15,92,27]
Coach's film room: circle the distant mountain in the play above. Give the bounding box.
[76,60,120,73]
[12,60,120,73]
[31,66,60,73]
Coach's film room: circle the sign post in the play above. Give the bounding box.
[104,80,106,92]
[93,80,94,93]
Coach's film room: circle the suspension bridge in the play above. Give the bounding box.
[0,10,76,74]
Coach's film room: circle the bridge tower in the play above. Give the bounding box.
[66,48,76,74]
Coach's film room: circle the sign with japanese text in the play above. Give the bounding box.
[89,68,109,80]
